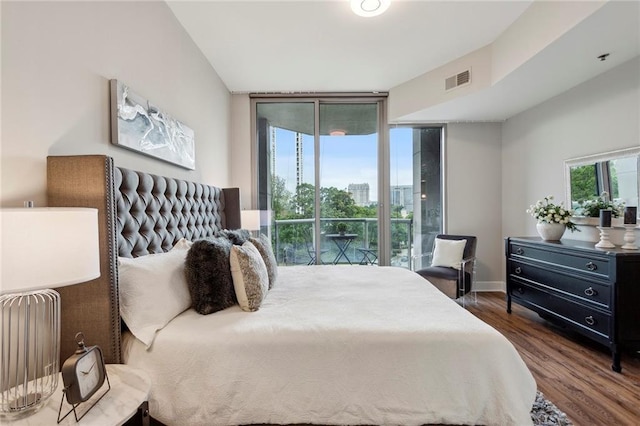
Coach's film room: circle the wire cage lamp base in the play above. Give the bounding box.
[1,289,60,419]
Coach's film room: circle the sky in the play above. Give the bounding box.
[274,127,414,203]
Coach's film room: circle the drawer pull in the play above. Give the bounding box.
[514,267,522,274]
[584,287,597,297]
[516,287,525,294]
[515,248,524,255]
[585,316,596,326]
[585,262,597,271]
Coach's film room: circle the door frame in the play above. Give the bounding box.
[251,93,389,265]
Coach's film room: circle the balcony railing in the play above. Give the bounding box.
[272,217,413,267]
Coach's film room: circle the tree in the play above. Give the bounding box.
[271,175,293,220]
[570,164,598,203]
[320,187,357,219]
[293,183,315,218]
[354,204,377,218]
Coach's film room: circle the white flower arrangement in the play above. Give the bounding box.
[576,191,625,218]
[526,195,579,232]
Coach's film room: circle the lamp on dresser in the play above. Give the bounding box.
[0,207,100,418]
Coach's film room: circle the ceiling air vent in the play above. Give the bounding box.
[445,69,471,91]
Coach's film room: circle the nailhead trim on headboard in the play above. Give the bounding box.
[106,157,121,364]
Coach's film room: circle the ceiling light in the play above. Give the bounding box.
[329,129,346,136]
[351,0,391,18]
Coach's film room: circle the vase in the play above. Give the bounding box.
[536,222,566,241]
[572,216,599,226]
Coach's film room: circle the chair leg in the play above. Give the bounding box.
[469,263,478,306]
[461,286,478,307]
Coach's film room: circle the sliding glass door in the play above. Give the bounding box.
[255,102,315,265]
[253,97,442,268]
[254,96,384,266]
[319,103,379,265]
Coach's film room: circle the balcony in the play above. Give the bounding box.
[271,217,413,268]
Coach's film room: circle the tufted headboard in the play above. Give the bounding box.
[47,155,241,364]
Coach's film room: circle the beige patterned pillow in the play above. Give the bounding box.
[249,234,278,289]
[230,242,269,311]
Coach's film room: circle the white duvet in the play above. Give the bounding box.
[123,266,536,426]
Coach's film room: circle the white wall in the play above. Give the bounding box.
[1,1,231,207]
[446,123,504,289]
[491,1,604,84]
[502,57,640,248]
[389,45,492,122]
[230,94,253,210]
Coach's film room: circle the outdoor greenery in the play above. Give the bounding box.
[570,163,619,203]
[569,164,598,203]
[270,175,411,262]
[336,222,348,234]
[271,176,375,246]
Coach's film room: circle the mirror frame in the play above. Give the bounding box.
[564,146,640,217]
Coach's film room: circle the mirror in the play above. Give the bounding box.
[565,147,640,218]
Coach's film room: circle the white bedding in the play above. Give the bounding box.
[122,265,536,426]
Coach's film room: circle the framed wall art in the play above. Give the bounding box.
[109,79,195,170]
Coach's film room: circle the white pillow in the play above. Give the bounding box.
[173,237,193,250]
[118,246,191,348]
[431,238,467,270]
[229,242,269,312]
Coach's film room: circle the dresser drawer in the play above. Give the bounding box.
[508,260,611,309]
[509,242,610,280]
[509,280,611,342]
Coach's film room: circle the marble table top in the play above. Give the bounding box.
[5,364,151,426]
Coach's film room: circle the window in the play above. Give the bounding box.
[566,148,639,212]
[390,126,443,269]
[252,95,445,268]
[253,96,385,266]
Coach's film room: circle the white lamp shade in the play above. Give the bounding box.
[0,207,100,294]
[241,210,262,231]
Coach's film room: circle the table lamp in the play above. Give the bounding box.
[241,210,262,235]
[0,207,100,418]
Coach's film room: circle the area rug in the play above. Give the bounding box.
[531,391,573,426]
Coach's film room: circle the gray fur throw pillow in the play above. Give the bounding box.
[249,234,278,289]
[217,229,251,245]
[230,242,269,312]
[185,238,237,315]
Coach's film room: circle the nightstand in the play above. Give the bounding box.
[5,364,151,426]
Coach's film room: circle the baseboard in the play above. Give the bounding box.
[472,281,505,293]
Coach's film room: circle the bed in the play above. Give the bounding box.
[47,155,537,426]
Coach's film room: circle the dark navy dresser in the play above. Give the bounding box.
[505,236,640,372]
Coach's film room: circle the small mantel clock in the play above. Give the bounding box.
[58,332,110,423]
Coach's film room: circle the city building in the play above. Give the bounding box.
[391,185,413,214]
[348,183,370,206]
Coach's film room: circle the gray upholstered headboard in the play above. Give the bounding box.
[47,155,241,364]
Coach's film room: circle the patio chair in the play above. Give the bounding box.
[304,228,329,265]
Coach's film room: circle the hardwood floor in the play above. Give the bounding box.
[467,292,640,426]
